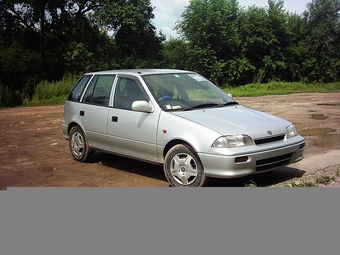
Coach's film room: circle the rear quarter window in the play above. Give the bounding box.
[67,75,92,102]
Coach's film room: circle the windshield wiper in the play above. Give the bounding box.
[183,103,219,111]
[219,101,239,107]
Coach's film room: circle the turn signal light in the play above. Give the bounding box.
[235,156,249,163]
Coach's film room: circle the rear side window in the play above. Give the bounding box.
[67,75,92,102]
[82,74,116,106]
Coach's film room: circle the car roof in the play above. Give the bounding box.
[83,69,194,76]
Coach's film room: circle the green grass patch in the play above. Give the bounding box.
[25,95,68,106]
[24,79,340,106]
[223,82,340,97]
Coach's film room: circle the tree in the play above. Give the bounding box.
[93,0,165,68]
[0,0,163,106]
[175,0,244,86]
[238,0,291,83]
[285,13,309,82]
[161,38,190,70]
[238,5,269,83]
[302,0,340,82]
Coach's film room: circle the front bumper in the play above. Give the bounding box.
[198,140,305,178]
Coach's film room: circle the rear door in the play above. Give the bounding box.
[77,74,116,151]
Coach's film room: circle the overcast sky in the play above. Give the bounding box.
[150,0,311,38]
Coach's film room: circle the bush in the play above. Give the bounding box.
[0,84,22,107]
[26,73,78,106]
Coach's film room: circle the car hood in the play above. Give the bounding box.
[172,105,290,138]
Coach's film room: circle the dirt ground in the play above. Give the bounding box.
[0,92,339,189]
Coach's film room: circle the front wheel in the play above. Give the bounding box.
[68,126,93,162]
[164,144,208,187]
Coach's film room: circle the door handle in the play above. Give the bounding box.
[80,110,85,116]
[112,116,118,122]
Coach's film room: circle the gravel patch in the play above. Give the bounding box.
[271,164,340,187]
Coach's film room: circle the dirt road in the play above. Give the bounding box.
[1,93,339,189]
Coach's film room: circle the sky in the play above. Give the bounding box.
[150,0,311,38]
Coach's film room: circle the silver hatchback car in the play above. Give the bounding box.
[62,69,305,187]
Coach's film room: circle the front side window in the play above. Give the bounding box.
[113,77,148,110]
[67,75,92,102]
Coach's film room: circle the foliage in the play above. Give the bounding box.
[301,0,340,82]
[175,0,242,85]
[0,84,21,107]
[0,0,163,107]
[161,38,190,70]
[92,0,165,67]
[1,0,340,107]
[173,0,340,86]
[22,78,340,107]
[24,73,78,106]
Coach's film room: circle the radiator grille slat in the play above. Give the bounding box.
[254,134,285,145]
[256,153,293,171]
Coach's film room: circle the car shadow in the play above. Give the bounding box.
[92,152,168,183]
[92,152,306,187]
[206,167,306,187]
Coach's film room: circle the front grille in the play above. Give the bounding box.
[256,153,293,171]
[254,134,285,145]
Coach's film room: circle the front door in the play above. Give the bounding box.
[107,76,160,162]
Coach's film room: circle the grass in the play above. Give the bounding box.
[23,79,340,106]
[223,81,340,97]
[25,95,68,106]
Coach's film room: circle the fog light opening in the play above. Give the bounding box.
[299,142,305,150]
[235,156,249,163]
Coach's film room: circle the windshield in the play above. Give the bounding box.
[142,72,236,111]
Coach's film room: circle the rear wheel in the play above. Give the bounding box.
[164,144,208,187]
[69,126,93,162]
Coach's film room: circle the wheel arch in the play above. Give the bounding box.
[67,122,83,136]
[163,139,196,160]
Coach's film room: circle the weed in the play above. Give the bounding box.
[290,180,315,187]
[245,180,258,187]
[315,176,335,185]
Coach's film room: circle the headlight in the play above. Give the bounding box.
[286,124,298,138]
[212,135,254,148]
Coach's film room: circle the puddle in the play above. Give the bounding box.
[299,128,340,148]
[309,114,329,120]
[308,134,340,148]
[299,128,335,136]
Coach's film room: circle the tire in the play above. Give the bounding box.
[164,144,208,187]
[68,126,93,162]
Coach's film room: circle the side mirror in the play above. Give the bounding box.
[227,93,233,99]
[131,100,154,113]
